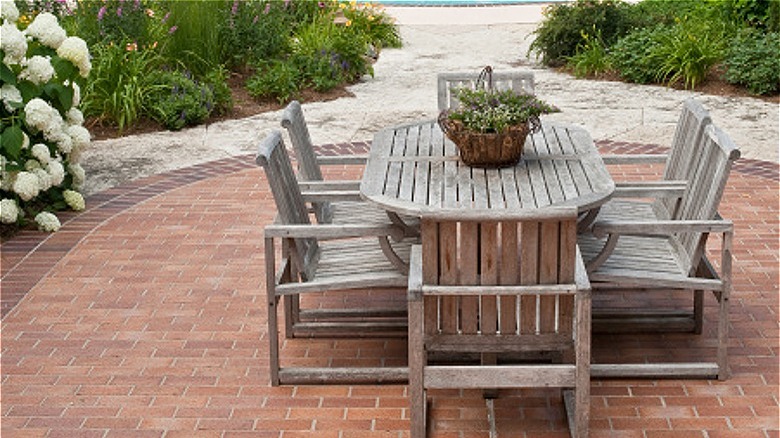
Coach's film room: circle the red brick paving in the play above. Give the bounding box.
[1,140,778,437]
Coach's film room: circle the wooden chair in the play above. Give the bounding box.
[408,208,591,437]
[580,123,740,380]
[281,100,418,235]
[437,70,535,112]
[258,130,412,385]
[596,98,713,222]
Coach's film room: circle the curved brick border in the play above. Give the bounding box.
[1,140,777,319]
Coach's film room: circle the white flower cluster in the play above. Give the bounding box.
[1,9,92,232]
[1,198,20,224]
[35,211,61,232]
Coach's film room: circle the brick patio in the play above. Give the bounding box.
[1,140,778,437]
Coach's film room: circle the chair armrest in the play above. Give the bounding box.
[407,245,423,301]
[316,154,369,166]
[592,219,734,238]
[301,190,363,202]
[265,223,404,241]
[613,180,686,198]
[298,180,361,191]
[600,154,668,165]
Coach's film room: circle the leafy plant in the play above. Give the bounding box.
[445,88,559,134]
[724,29,780,95]
[246,60,301,103]
[80,43,164,132]
[529,0,639,67]
[567,28,612,78]
[608,26,666,84]
[1,8,91,232]
[162,0,223,77]
[650,18,727,89]
[143,70,216,130]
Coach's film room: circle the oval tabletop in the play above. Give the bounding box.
[360,119,615,219]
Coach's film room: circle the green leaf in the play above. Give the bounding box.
[44,83,74,113]
[17,81,41,101]
[51,56,78,80]
[0,61,16,85]
[1,125,24,161]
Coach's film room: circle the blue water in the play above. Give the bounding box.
[359,0,568,5]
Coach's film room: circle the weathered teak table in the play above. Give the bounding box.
[360,119,615,219]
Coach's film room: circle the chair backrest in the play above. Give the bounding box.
[655,98,713,219]
[256,130,319,281]
[280,100,333,224]
[673,124,740,275]
[419,208,579,341]
[437,70,535,112]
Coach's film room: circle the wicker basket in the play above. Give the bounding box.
[438,112,531,168]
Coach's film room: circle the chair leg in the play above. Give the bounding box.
[284,295,297,338]
[693,289,704,334]
[408,299,426,438]
[716,290,730,380]
[265,239,281,387]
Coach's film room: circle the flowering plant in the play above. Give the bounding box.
[1,1,91,233]
[445,87,560,134]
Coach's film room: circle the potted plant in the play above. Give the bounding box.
[438,76,559,168]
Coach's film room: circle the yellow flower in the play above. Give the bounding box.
[126,42,138,52]
[368,15,374,21]
[346,19,352,27]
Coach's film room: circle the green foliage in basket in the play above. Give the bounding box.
[446,88,559,134]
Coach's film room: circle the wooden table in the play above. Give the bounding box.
[361,119,615,220]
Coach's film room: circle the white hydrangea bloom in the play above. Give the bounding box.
[47,160,65,186]
[24,98,56,133]
[66,125,90,149]
[24,159,42,170]
[68,162,85,187]
[56,37,91,77]
[31,143,51,163]
[19,55,56,85]
[1,22,27,65]
[21,132,29,149]
[33,167,52,191]
[66,108,84,125]
[1,0,19,22]
[1,198,19,224]
[13,171,40,201]
[63,189,85,211]
[24,13,67,49]
[35,211,61,232]
[1,83,23,112]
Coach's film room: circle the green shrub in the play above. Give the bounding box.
[342,2,403,50]
[143,70,217,131]
[650,18,727,89]
[218,0,293,68]
[717,0,780,31]
[203,66,233,116]
[566,29,612,78]
[724,29,780,95]
[246,60,301,104]
[529,0,639,67]
[608,26,667,84]
[162,0,224,77]
[81,43,164,132]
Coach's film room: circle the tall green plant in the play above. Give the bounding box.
[81,43,164,131]
[650,18,726,89]
[163,0,224,77]
[567,28,612,78]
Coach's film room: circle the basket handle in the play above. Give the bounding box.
[476,65,493,91]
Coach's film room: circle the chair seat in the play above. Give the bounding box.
[315,238,412,284]
[596,199,659,223]
[579,233,683,282]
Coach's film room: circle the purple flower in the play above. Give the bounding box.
[252,15,258,24]
[97,6,106,20]
[168,25,177,34]
[263,3,270,14]
[318,1,326,8]
[231,0,238,15]
[116,7,122,17]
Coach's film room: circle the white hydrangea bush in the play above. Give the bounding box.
[1,2,90,232]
